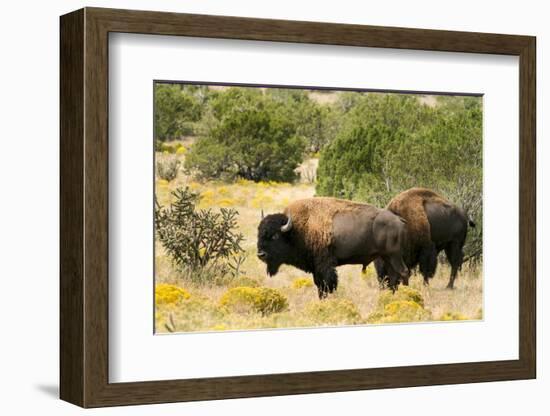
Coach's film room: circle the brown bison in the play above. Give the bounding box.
[374,188,475,289]
[257,197,410,298]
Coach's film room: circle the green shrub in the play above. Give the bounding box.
[219,287,288,315]
[266,89,340,154]
[315,93,482,262]
[155,84,202,141]
[304,299,362,325]
[185,88,306,182]
[156,156,180,181]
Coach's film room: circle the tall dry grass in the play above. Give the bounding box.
[154,147,483,333]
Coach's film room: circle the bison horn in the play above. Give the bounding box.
[281,216,292,233]
[261,209,265,220]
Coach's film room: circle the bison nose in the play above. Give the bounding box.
[257,251,267,259]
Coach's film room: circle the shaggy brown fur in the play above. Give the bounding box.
[387,187,451,250]
[283,197,371,255]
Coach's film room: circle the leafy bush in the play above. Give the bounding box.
[155,187,245,283]
[219,287,289,315]
[155,84,203,141]
[316,93,482,262]
[155,283,191,306]
[185,88,306,182]
[304,299,362,325]
[266,89,340,153]
[156,156,180,181]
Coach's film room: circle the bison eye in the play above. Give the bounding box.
[272,234,280,241]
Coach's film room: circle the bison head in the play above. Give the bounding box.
[257,213,294,276]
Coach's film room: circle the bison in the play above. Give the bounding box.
[374,187,475,289]
[257,197,410,298]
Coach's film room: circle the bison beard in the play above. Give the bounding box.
[258,213,315,276]
[257,212,339,298]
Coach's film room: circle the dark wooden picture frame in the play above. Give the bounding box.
[60,7,536,408]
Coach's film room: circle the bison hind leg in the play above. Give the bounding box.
[444,241,464,289]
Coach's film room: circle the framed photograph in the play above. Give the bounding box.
[60,7,536,408]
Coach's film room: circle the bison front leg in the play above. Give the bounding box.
[374,258,389,289]
[418,243,438,286]
[313,259,338,299]
[380,254,410,293]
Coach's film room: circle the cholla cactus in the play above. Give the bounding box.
[155,187,245,282]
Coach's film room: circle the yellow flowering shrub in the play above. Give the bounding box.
[176,145,187,155]
[368,300,431,324]
[160,143,176,153]
[219,287,288,315]
[304,299,362,325]
[155,283,190,306]
[236,178,254,187]
[250,194,274,209]
[377,286,424,308]
[228,276,261,288]
[218,198,236,207]
[156,297,227,333]
[291,277,313,289]
[439,311,469,321]
[188,181,201,190]
[198,189,216,208]
[217,186,229,196]
[476,308,483,319]
[157,179,169,187]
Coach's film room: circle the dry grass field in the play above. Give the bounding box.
[154,147,483,334]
